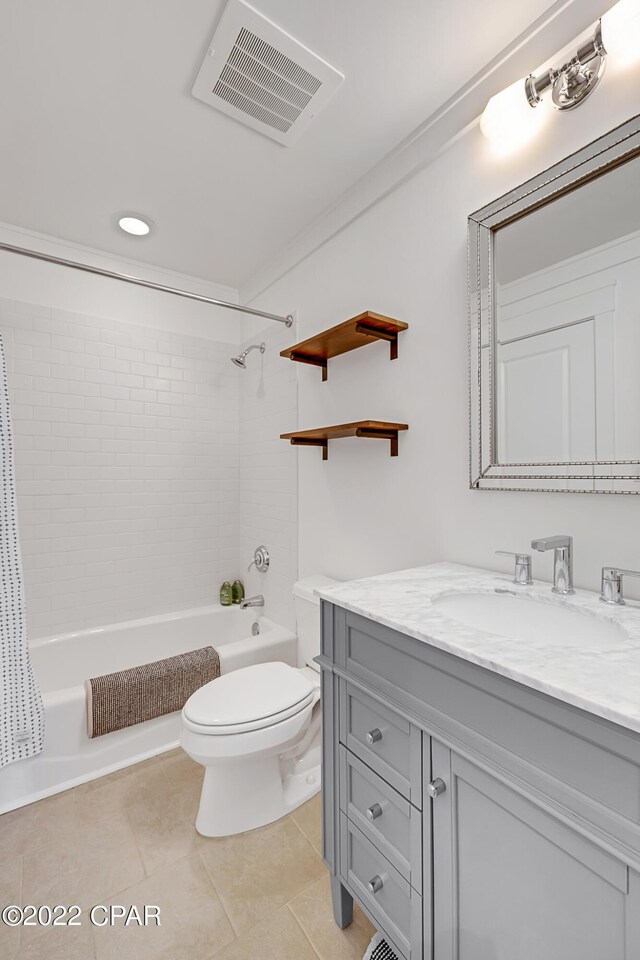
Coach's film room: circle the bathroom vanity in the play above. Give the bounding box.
[317,563,640,960]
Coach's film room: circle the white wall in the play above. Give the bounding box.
[238,321,298,630]
[0,221,242,344]
[1,296,241,637]
[242,67,640,598]
[0,226,305,638]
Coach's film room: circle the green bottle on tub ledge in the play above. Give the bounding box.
[220,580,245,605]
[232,580,245,604]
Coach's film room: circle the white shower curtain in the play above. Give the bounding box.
[0,332,44,767]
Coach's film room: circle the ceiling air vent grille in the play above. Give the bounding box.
[192,0,344,146]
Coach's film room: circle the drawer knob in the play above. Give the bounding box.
[366,727,383,745]
[427,777,446,799]
[367,874,384,895]
[366,803,383,822]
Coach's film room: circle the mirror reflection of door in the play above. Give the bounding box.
[492,156,640,467]
[494,282,616,466]
[497,320,596,463]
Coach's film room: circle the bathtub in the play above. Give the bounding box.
[0,605,296,814]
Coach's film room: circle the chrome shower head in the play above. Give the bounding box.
[230,342,265,369]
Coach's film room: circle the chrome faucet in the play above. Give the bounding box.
[495,550,533,585]
[600,567,640,605]
[530,535,574,595]
[240,594,264,610]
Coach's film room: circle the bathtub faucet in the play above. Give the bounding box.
[240,594,264,610]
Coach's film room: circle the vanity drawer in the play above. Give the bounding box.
[339,746,422,893]
[340,813,422,960]
[339,681,422,807]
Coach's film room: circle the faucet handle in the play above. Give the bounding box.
[600,566,640,605]
[248,545,270,573]
[495,551,533,586]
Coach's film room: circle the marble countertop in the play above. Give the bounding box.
[316,562,640,735]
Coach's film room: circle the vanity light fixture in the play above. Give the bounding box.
[117,214,153,237]
[481,0,640,152]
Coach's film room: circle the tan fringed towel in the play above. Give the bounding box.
[85,646,220,738]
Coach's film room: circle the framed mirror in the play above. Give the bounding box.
[469,113,640,493]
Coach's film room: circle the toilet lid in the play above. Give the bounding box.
[183,661,315,729]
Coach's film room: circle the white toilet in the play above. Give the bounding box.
[181,575,337,837]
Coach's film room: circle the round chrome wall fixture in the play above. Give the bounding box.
[249,545,270,573]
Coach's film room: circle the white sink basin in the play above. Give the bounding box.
[433,591,628,647]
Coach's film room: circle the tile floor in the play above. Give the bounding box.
[0,750,375,960]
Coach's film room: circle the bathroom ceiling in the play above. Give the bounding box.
[0,0,559,288]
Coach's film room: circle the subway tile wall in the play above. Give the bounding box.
[0,297,247,638]
[239,322,298,632]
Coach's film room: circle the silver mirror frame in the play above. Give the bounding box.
[468,112,640,494]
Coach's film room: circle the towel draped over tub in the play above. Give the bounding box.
[85,645,221,738]
[0,332,44,768]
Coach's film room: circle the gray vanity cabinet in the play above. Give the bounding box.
[319,601,640,960]
[431,740,638,960]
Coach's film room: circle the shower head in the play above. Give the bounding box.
[230,342,265,369]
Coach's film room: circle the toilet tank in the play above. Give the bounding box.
[293,575,340,670]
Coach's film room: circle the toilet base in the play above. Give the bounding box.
[195,748,321,838]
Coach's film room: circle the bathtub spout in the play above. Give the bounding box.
[240,595,264,610]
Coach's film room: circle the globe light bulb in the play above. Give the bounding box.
[480,79,547,155]
[602,0,640,68]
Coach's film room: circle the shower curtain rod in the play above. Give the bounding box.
[0,241,293,326]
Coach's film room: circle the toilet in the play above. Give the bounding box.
[181,575,338,837]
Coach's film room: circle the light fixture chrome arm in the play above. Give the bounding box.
[0,241,293,327]
[525,20,606,111]
[600,567,640,605]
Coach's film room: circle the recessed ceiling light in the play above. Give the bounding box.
[117,214,152,237]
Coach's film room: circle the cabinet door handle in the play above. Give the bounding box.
[367,875,384,895]
[427,777,446,799]
[366,727,383,745]
[366,803,383,822]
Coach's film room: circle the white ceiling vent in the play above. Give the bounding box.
[192,0,344,146]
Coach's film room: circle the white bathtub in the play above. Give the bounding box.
[0,605,296,814]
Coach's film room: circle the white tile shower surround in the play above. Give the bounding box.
[239,321,298,632]
[0,297,297,638]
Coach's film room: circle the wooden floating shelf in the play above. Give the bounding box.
[280,311,408,381]
[281,421,408,460]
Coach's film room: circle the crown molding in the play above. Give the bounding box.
[0,220,239,303]
[240,0,611,305]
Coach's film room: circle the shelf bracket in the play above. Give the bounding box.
[289,436,329,460]
[355,322,399,361]
[355,427,400,457]
[289,352,328,382]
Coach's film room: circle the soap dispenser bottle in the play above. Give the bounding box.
[232,580,245,604]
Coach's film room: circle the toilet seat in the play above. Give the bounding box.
[183,661,316,735]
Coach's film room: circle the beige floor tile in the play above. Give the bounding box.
[290,875,376,960]
[0,854,22,957]
[209,905,318,960]
[290,793,322,856]
[74,757,171,824]
[22,812,145,914]
[125,779,202,876]
[11,922,96,960]
[199,816,326,935]
[0,788,83,860]
[159,750,203,789]
[93,852,235,960]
